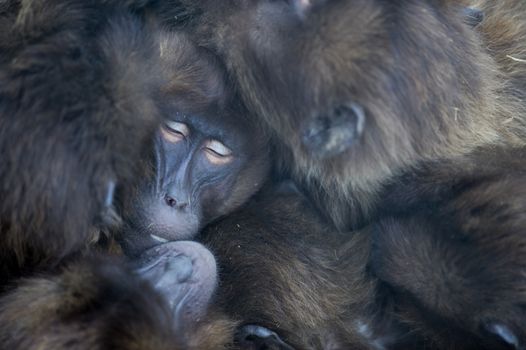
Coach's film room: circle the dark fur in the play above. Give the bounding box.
[163,0,526,348]
[0,0,161,281]
[0,253,235,349]
[166,0,526,229]
[200,160,526,349]
[0,1,236,348]
[371,147,526,349]
[118,34,270,255]
[0,256,176,349]
[200,185,383,350]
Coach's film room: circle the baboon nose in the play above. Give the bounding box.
[164,194,188,210]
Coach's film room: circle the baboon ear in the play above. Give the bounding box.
[301,103,366,158]
[462,7,484,28]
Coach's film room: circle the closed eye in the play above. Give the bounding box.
[204,139,234,165]
[162,121,189,143]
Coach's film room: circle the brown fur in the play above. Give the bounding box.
[202,152,526,349]
[371,147,526,349]
[0,0,162,282]
[0,1,236,348]
[162,1,526,348]
[166,0,526,228]
[0,255,235,350]
[118,32,270,255]
[201,185,386,350]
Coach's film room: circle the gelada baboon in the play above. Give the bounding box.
[0,244,234,349]
[0,1,236,348]
[117,81,523,350]
[165,0,526,229]
[370,147,526,349]
[119,35,270,256]
[201,175,526,350]
[161,0,526,348]
[0,0,162,282]
[200,183,387,350]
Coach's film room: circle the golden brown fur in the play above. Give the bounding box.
[160,1,526,348]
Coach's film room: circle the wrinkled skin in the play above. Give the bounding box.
[118,34,270,256]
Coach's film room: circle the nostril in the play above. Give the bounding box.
[164,194,188,210]
[164,194,177,208]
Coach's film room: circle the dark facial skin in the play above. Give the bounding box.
[156,112,266,240]
[120,102,269,256]
[113,31,270,255]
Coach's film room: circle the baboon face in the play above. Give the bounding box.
[121,109,269,253]
[118,34,270,255]
[176,0,489,189]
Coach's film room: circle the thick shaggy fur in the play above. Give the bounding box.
[168,0,526,229]
[0,1,235,348]
[164,0,526,348]
[0,254,235,350]
[0,0,161,280]
[203,175,526,349]
[201,186,382,350]
[371,147,526,349]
